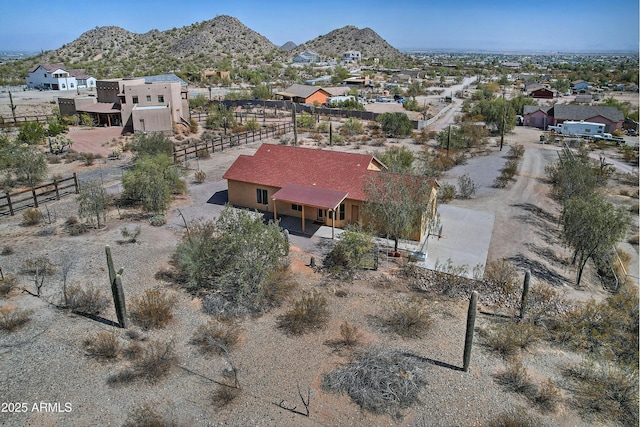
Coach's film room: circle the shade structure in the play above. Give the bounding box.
[271,184,348,210]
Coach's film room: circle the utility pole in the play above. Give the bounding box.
[9,91,17,124]
[499,87,506,151]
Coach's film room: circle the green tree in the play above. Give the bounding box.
[363,173,435,254]
[129,132,174,158]
[251,83,272,100]
[296,112,316,130]
[436,126,465,150]
[376,112,413,137]
[552,79,570,94]
[561,194,629,285]
[11,144,47,187]
[331,66,351,84]
[174,206,289,310]
[377,146,415,173]
[77,179,108,228]
[16,122,46,145]
[546,154,612,202]
[122,154,185,213]
[206,105,236,130]
[189,94,209,110]
[323,226,375,277]
[340,117,364,135]
[47,116,68,137]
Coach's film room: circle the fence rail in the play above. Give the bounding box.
[0,114,57,127]
[173,122,293,163]
[0,173,78,217]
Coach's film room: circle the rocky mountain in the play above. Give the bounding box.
[37,15,281,78]
[292,26,407,63]
[280,41,297,51]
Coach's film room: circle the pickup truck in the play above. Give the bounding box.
[592,133,625,145]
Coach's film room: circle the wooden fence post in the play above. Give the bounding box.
[6,192,13,216]
[73,172,79,193]
[54,179,60,200]
[31,187,38,208]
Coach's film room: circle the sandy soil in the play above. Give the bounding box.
[0,95,638,426]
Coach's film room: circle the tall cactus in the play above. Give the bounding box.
[292,105,298,146]
[519,270,531,319]
[105,245,127,328]
[463,290,478,372]
[329,121,333,146]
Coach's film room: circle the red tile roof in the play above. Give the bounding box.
[223,144,384,201]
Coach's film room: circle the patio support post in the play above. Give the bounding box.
[330,209,335,239]
[273,200,277,223]
[301,205,305,233]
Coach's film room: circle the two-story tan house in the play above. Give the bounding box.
[223,144,438,240]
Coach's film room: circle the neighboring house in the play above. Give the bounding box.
[525,83,554,99]
[343,50,361,62]
[342,76,371,87]
[304,76,332,86]
[522,104,624,132]
[571,80,590,92]
[274,84,331,104]
[292,50,321,63]
[26,63,82,90]
[58,74,189,133]
[201,69,231,81]
[574,94,593,104]
[222,144,438,240]
[69,70,97,89]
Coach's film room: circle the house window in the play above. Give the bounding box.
[70,83,74,88]
[158,95,164,103]
[292,204,302,211]
[256,188,268,205]
[132,96,139,104]
[339,204,345,220]
[61,84,66,89]
[317,209,324,219]
[146,95,152,102]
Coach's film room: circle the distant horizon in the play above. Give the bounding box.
[1,0,638,53]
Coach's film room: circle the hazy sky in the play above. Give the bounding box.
[1,0,638,53]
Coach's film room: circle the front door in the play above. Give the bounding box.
[351,205,359,223]
[317,209,324,221]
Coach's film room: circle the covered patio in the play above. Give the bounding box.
[271,183,348,238]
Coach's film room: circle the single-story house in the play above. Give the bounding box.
[222,144,438,240]
[571,80,590,92]
[525,83,554,99]
[574,94,593,104]
[523,104,624,132]
[274,84,332,105]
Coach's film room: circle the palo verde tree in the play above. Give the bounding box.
[174,205,289,311]
[363,172,435,254]
[129,132,174,158]
[376,146,415,174]
[376,112,414,137]
[561,194,629,286]
[77,179,108,228]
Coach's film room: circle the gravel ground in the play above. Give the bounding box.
[0,109,636,426]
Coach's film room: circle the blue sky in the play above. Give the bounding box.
[1,0,638,53]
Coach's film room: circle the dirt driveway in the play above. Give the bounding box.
[66,126,125,157]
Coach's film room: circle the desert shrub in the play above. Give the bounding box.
[277,291,329,335]
[129,132,174,158]
[385,297,432,338]
[149,214,166,227]
[484,258,519,297]
[120,226,141,243]
[211,385,241,408]
[65,284,109,314]
[129,289,177,330]
[321,347,427,416]
[629,202,639,214]
[81,152,96,166]
[1,245,14,255]
[339,321,362,347]
[323,227,375,278]
[296,112,315,130]
[83,331,121,360]
[563,359,638,426]
[317,121,330,133]
[22,208,43,226]
[122,402,173,427]
[201,295,252,319]
[533,378,561,413]
[262,266,297,309]
[0,276,17,297]
[437,182,456,203]
[190,320,242,356]
[340,117,364,136]
[628,234,639,245]
[508,144,525,159]
[486,406,544,427]
[133,340,178,383]
[494,357,536,396]
[65,215,88,235]
[480,321,543,359]
[195,147,210,159]
[0,305,33,331]
[244,118,260,132]
[193,169,206,183]
[456,173,477,199]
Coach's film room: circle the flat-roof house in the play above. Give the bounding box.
[343,50,361,62]
[223,144,438,240]
[274,84,331,105]
[57,74,189,132]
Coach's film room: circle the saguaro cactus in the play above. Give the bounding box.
[329,121,333,146]
[105,245,127,328]
[292,105,298,146]
[463,290,478,372]
[519,270,531,319]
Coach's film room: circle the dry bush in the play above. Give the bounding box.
[533,378,561,413]
[628,234,639,245]
[277,291,329,335]
[129,289,177,329]
[122,340,145,361]
[83,331,121,360]
[65,284,109,314]
[211,385,241,408]
[563,359,638,426]
[0,305,33,331]
[494,357,536,397]
[321,347,427,416]
[339,321,362,347]
[193,169,206,183]
[22,208,43,226]
[65,215,88,235]
[456,173,477,199]
[1,245,14,255]
[122,402,173,427]
[629,202,639,214]
[437,183,456,204]
[480,321,543,359]
[484,258,519,297]
[134,340,178,383]
[120,226,141,243]
[508,144,525,159]
[263,266,297,309]
[190,320,242,356]
[385,297,432,338]
[0,276,17,298]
